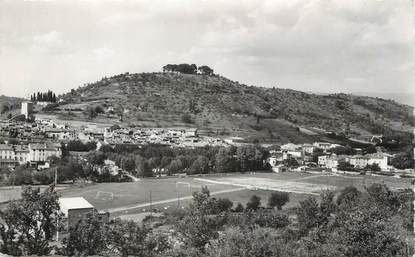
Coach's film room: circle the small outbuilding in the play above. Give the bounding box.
[59,197,109,229]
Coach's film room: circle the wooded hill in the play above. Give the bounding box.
[49,71,415,144]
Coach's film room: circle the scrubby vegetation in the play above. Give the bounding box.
[0,184,413,256]
[57,71,413,145]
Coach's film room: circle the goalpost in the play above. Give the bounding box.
[95,191,114,201]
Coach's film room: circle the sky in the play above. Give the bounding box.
[0,0,414,105]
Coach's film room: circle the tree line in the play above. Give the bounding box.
[162,64,214,75]
[85,143,271,178]
[0,183,413,256]
[30,90,57,103]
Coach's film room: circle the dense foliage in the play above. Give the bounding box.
[30,90,57,103]
[87,144,270,177]
[162,64,214,75]
[0,183,413,257]
[0,186,62,256]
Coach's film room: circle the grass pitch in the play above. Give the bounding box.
[2,172,412,217]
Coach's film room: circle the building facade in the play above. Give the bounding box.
[0,143,61,167]
[21,102,33,119]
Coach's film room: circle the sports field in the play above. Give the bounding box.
[1,172,413,217]
[58,177,242,214]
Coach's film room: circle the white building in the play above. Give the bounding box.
[29,143,62,163]
[318,154,345,170]
[347,155,368,169]
[302,144,315,154]
[366,152,389,171]
[281,143,301,151]
[21,102,33,119]
[0,144,16,167]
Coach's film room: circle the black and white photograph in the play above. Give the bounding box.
[0,0,414,256]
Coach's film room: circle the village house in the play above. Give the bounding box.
[302,144,315,154]
[318,154,347,171]
[0,143,62,167]
[184,128,198,137]
[347,155,369,169]
[280,143,301,151]
[366,152,390,170]
[267,156,288,172]
[0,144,17,167]
[14,145,29,164]
[345,152,389,171]
[45,128,77,141]
[29,143,62,163]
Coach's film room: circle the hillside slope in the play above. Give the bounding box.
[0,95,24,119]
[56,72,413,143]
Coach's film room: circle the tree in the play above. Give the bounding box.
[109,219,150,257]
[390,152,414,169]
[0,186,62,256]
[330,145,356,155]
[176,189,222,250]
[336,186,361,208]
[1,104,10,114]
[86,151,106,166]
[189,156,210,174]
[197,65,214,75]
[365,163,381,171]
[215,147,238,173]
[94,105,104,114]
[296,196,320,235]
[365,183,400,215]
[214,198,233,213]
[234,202,244,212]
[62,213,109,257]
[332,202,407,257]
[312,148,325,163]
[85,107,97,119]
[267,191,289,210]
[337,160,355,171]
[163,63,198,74]
[246,195,261,211]
[283,157,299,168]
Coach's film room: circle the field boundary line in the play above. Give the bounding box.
[194,178,328,195]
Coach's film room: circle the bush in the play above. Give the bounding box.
[246,195,261,211]
[94,105,104,114]
[267,191,289,210]
[181,113,193,124]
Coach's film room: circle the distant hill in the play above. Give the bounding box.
[51,72,413,144]
[0,95,24,119]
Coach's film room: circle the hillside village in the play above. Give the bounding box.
[0,99,413,178]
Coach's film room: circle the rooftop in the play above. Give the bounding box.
[59,197,94,217]
[0,144,13,150]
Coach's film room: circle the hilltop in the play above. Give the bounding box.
[51,71,413,144]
